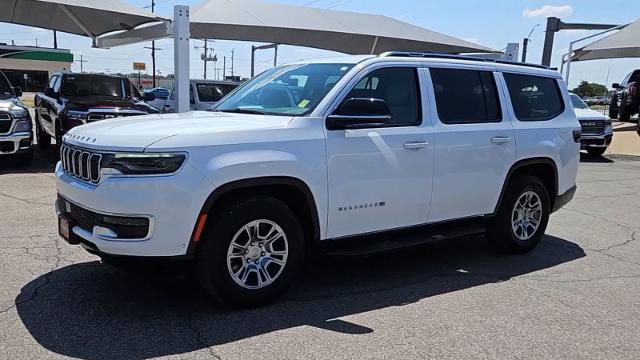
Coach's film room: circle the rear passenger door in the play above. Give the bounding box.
[427,67,516,222]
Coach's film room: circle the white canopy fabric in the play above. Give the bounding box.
[572,19,640,61]
[191,0,495,54]
[1,0,162,38]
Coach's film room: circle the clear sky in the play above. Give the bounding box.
[0,0,638,88]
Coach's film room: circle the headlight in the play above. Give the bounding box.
[65,110,88,122]
[101,153,186,175]
[10,106,29,119]
[12,120,31,133]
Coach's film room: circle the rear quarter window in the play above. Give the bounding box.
[503,73,564,121]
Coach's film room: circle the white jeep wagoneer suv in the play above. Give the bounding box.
[55,52,580,307]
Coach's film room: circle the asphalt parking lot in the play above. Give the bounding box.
[1,149,639,359]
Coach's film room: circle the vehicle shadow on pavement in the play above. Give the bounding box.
[0,146,57,175]
[15,234,585,359]
[579,153,614,163]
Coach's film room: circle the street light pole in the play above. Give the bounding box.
[521,24,539,63]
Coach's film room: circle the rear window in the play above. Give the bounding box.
[196,83,237,102]
[503,73,564,121]
[430,68,501,124]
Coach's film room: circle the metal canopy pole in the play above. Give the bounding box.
[58,4,96,44]
[173,5,190,113]
[561,23,628,83]
[541,16,618,66]
[251,43,278,78]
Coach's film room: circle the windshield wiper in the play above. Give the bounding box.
[215,108,268,115]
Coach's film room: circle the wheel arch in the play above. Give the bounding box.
[187,176,321,255]
[493,157,558,215]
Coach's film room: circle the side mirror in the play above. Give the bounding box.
[44,88,57,98]
[143,92,155,101]
[13,86,22,97]
[612,83,620,89]
[327,98,391,130]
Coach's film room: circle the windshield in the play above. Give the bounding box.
[196,83,237,102]
[570,94,588,109]
[215,63,354,116]
[61,75,123,98]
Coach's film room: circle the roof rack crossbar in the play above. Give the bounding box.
[379,51,549,70]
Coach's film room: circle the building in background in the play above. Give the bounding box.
[0,44,73,92]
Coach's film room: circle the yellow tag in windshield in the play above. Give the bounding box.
[298,99,310,108]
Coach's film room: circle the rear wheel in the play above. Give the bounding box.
[608,96,618,119]
[196,196,304,308]
[34,112,51,148]
[54,122,63,157]
[619,106,632,122]
[486,175,550,254]
[587,147,607,157]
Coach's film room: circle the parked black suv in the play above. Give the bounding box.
[0,71,32,165]
[609,70,640,122]
[34,73,158,153]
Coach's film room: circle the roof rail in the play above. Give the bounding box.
[379,51,550,70]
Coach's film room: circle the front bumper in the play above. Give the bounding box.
[0,132,31,155]
[55,161,211,257]
[580,133,612,149]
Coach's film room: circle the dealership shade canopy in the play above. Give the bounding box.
[572,19,640,61]
[1,0,162,39]
[191,0,495,54]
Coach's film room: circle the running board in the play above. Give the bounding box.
[322,218,486,256]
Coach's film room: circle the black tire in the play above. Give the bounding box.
[196,196,305,308]
[608,107,618,120]
[619,106,632,122]
[34,112,51,148]
[486,175,550,254]
[587,147,607,157]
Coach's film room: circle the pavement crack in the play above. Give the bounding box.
[0,191,52,206]
[186,307,222,359]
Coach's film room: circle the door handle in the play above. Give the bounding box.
[403,141,429,149]
[491,136,511,144]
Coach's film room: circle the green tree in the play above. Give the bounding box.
[572,80,607,97]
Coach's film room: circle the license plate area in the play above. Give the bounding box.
[58,214,80,245]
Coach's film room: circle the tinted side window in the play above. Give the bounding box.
[503,73,564,121]
[430,68,501,124]
[343,67,421,126]
[52,76,61,93]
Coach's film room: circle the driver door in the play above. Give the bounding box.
[325,66,434,238]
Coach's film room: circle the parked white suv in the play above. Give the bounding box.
[55,53,580,307]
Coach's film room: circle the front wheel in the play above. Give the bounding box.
[196,196,304,308]
[619,106,632,122]
[486,175,550,254]
[34,112,51,148]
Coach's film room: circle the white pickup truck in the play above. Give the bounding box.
[55,52,580,307]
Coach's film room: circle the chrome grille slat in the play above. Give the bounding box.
[579,120,606,135]
[60,143,102,184]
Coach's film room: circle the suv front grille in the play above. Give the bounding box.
[58,195,150,239]
[0,113,11,134]
[60,143,102,183]
[579,119,606,135]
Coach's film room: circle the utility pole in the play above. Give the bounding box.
[151,0,156,87]
[195,39,217,79]
[53,30,57,49]
[75,54,88,73]
[223,56,226,81]
[231,49,234,77]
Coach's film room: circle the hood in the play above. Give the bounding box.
[574,107,607,120]
[65,96,157,113]
[63,111,293,151]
